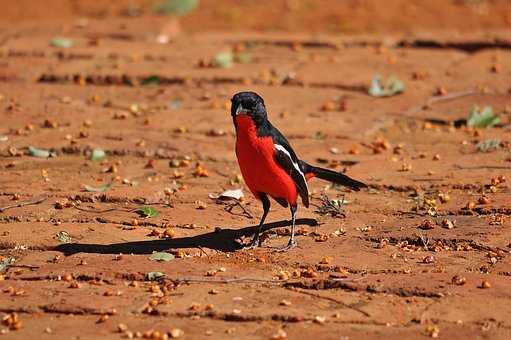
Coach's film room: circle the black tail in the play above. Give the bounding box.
[300,161,367,191]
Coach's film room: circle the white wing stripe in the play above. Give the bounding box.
[274,144,309,192]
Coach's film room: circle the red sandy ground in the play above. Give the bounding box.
[0,1,511,339]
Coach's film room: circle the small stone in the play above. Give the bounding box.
[169,328,184,338]
[319,256,333,264]
[465,201,476,210]
[314,315,327,324]
[117,323,128,332]
[480,280,491,289]
[425,324,440,338]
[451,275,466,286]
[279,299,292,306]
[96,314,109,323]
[271,329,287,340]
[441,219,455,229]
[418,219,434,230]
[478,196,490,205]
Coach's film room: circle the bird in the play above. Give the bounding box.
[231,91,367,251]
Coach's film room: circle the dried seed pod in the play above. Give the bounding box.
[441,219,455,229]
[438,193,450,203]
[117,323,128,332]
[314,234,329,242]
[451,275,467,286]
[279,299,291,306]
[169,328,184,338]
[193,164,209,177]
[96,314,109,323]
[478,196,490,205]
[465,201,476,210]
[425,324,440,338]
[271,329,287,340]
[195,201,207,210]
[399,163,412,172]
[320,256,333,264]
[480,280,491,289]
[68,281,80,289]
[320,101,336,112]
[188,303,201,311]
[314,315,327,324]
[418,219,435,230]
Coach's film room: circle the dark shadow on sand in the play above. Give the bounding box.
[55,218,319,255]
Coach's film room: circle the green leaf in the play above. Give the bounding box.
[168,99,182,110]
[146,271,166,281]
[368,75,405,97]
[314,131,326,140]
[136,206,160,218]
[467,106,500,128]
[476,138,501,153]
[141,75,161,86]
[213,52,233,69]
[50,37,75,48]
[149,252,175,262]
[28,146,54,158]
[84,183,112,192]
[234,52,252,64]
[56,231,72,243]
[0,256,15,273]
[155,0,199,16]
[91,149,106,161]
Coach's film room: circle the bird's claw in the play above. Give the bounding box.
[243,237,260,250]
[274,240,297,252]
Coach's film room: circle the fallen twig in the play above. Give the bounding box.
[73,206,121,213]
[403,90,481,116]
[171,277,281,285]
[224,201,253,219]
[0,196,47,213]
[285,287,371,317]
[454,165,511,170]
[313,193,345,218]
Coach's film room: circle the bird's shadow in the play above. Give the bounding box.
[55,218,319,256]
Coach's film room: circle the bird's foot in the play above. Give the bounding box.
[243,237,260,250]
[274,239,297,252]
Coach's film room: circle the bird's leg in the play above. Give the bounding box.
[276,205,298,252]
[245,193,270,249]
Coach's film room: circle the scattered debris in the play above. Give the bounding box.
[50,37,75,48]
[155,0,199,16]
[368,75,405,97]
[146,271,166,281]
[28,146,55,158]
[209,188,244,201]
[55,231,72,243]
[83,183,112,192]
[91,148,106,161]
[476,139,501,153]
[315,194,345,218]
[467,106,500,128]
[148,252,175,262]
[136,206,160,218]
[0,257,15,273]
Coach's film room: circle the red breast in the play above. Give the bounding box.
[234,115,299,205]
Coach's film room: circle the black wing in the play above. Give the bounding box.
[269,123,309,207]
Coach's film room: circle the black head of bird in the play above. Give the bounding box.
[231,91,267,125]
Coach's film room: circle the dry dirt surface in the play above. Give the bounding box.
[1,1,511,339]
